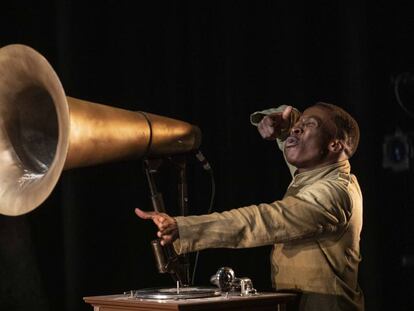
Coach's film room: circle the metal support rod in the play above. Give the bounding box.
[143,158,190,286]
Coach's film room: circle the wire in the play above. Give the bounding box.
[191,153,215,285]
[394,73,414,119]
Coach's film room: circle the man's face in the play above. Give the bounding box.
[284,106,337,172]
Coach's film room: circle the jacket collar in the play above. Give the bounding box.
[291,160,351,186]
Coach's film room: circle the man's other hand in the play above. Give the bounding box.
[258,105,292,140]
[135,208,178,245]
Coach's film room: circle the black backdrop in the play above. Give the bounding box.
[1,1,414,310]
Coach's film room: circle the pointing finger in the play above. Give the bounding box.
[135,208,157,220]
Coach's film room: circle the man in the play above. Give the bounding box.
[135,103,364,311]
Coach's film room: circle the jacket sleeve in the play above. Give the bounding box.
[173,179,351,255]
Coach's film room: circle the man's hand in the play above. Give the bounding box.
[135,208,178,245]
[258,105,292,140]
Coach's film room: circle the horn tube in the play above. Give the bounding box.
[0,44,201,216]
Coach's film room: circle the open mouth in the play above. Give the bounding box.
[285,136,299,148]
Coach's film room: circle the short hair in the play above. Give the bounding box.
[314,102,360,158]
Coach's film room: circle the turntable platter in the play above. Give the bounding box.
[129,286,221,300]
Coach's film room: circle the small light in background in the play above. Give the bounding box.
[382,128,412,172]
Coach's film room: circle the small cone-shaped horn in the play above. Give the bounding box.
[0,44,201,216]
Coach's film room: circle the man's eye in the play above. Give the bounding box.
[304,122,317,127]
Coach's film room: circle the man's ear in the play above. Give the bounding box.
[328,140,344,153]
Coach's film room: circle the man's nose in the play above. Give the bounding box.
[291,124,303,135]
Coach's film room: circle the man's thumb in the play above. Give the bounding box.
[282,106,293,121]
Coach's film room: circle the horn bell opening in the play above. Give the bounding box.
[0,44,69,216]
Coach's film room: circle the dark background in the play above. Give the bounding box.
[1,1,414,310]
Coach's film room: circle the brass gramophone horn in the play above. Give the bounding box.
[0,44,201,216]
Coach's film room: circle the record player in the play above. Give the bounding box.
[126,266,257,300]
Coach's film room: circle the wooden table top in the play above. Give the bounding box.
[84,292,297,311]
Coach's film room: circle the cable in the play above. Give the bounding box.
[394,73,414,119]
[195,151,211,171]
[191,151,215,285]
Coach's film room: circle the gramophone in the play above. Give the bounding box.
[0,44,201,217]
[0,44,261,301]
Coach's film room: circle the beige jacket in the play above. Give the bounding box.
[173,108,364,311]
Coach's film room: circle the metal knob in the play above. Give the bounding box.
[210,267,235,292]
